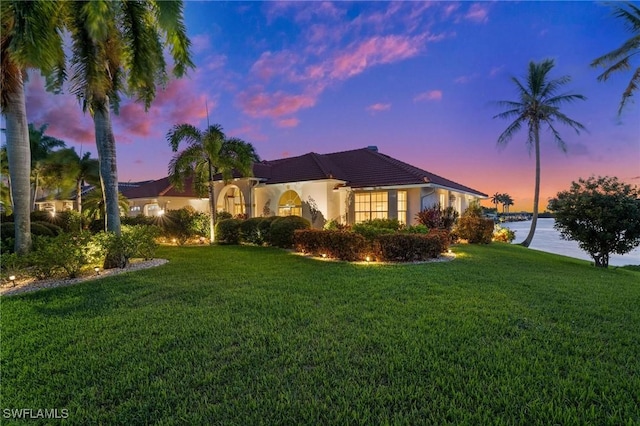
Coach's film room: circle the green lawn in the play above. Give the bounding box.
[2,244,639,425]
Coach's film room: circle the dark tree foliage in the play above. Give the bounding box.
[548,176,640,268]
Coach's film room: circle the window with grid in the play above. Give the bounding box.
[397,190,407,224]
[278,190,302,216]
[355,191,388,223]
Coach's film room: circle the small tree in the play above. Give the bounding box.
[548,176,640,268]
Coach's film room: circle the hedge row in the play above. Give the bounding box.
[293,229,450,262]
[216,215,311,248]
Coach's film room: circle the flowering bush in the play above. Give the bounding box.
[492,225,516,243]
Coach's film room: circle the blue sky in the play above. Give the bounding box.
[15,1,640,211]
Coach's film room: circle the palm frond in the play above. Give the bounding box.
[153,0,194,77]
[496,118,524,147]
[166,123,202,151]
[619,66,640,114]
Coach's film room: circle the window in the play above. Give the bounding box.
[219,186,245,216]
[278,190,302,216]
[355,191,388,223]
[397,190,407,225]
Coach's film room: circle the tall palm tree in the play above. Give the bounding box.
[1,1,65,254]
[167,124,259,243]
[490,192,502,214]
[591,2,640,115]
[29,123,65,210]
[494,59,586,247]
[501,194,514,214]
[64,0,193,242]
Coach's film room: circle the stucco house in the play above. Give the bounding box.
[121,146,487,227]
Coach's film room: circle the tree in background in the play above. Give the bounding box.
[494,59,586,247]
[591,2,640,115]
[28,123,65,209]
[548,176,640,268]
[501,194,514,213]
[490,192,502,214]
[1,1,65,254]
[167,124,259,243]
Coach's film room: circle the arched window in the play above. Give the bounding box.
[218,186,245,216]
[278,190,302,216]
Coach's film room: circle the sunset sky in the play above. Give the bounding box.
[7,1,640,212]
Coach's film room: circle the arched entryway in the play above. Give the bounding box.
[217,185,245,216]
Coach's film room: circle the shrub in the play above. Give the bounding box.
[0,252,25,281]
[95,227,141,269]
[128,225,161,259]
[28,236,64,279]
[31,232,102,278]
[258,216,282,246]
[30,222,56,237]
[52,210,86,233]
[323,219,350,231]
[270,216,311,248]
[403,224,429,234]
[352,224,395,241]
[215,219,242,245]
[416,203,459,231]
[239,217,267,245]
[294,229,366,261]
[374,233,445,262]
[161,207,209,245]
[456,216,494,244]
[427,229,451,253]
[217,211,233,221]
[492,225,516,243]
[34,220,63,236]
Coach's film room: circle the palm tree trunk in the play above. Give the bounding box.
[93,99,126,269]
[208,161,216,243]
[32,169,39,211]
[4,72,32,255]
[76,179,82,216]
[93,100,121,235]
[521,122,541,247]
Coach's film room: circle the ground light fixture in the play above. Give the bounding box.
[9,275,15,287]
[94,267,100,276]
[365,256,371,262]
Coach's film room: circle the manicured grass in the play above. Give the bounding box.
[1,244,639,424]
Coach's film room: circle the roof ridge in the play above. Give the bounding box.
[309,152,337,179]
[367,149,431,182]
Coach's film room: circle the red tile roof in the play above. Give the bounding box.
[256,147,487,196]
[123,147,486,199]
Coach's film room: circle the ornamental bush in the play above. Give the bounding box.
[352,224,395,241]
[294,229,366,261]
[455,203,494,244]
[374,233,444,262]
[270,216,311,248]
[215,219,242,245]
[492,225,516,243]
[162,207,209,245]
[258,216,280,246]
[239,217,267,245]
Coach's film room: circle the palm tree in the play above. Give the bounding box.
[167,124,259,243]
[591,2,640,115]
[83,187,129,223]
[490,192,502,214]
[39,148,81,200]
[63,0,193,241]
[29,123,65,210]
[1,1,64,254]
[494,59,586,247]
[502,194,514,214]
[73,151,100,216]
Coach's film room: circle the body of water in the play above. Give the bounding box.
[504,218,640,267]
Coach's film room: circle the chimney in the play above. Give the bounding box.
[366,145,378,152]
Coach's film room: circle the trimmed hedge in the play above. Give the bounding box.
[270,216,311,248]
[215,219,242,245]
[294,230,366,261]
[239,217,267,245]
[374,233,446,262]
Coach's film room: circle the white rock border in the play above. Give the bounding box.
[1,258,168,297]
